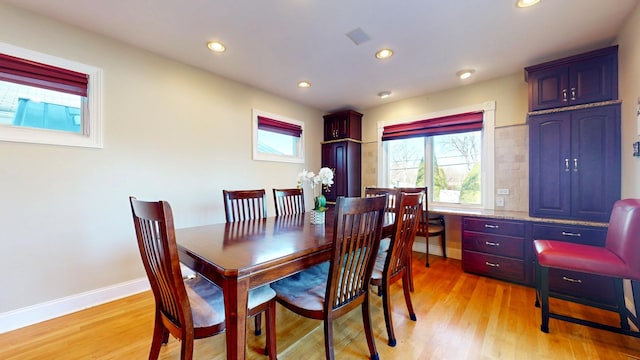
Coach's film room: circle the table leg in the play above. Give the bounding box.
[223,276,250,360]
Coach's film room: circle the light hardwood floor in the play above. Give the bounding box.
[1,254,639,359]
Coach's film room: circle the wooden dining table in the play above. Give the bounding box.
[176,209,395,360]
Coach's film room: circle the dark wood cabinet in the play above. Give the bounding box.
[529,105,620,222]
[531,223,615,307]
[462,217,529,285]
[321,140,361,203]
[323,110,362,141]
[525,46,618,112]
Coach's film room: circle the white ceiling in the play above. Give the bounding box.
[3,0,638,112]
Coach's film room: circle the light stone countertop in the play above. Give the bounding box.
[430,206,609,228]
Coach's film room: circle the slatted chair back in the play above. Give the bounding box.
[326,195,387,314]
[273,188,305,216]
[364,187,397,213]
[222,189,267,222]
[387,191,423,279]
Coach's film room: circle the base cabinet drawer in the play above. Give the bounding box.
[547,268,616,306]
[462,250,525,283]
[462,231,524,258]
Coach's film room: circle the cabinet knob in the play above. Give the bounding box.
[570,87,576,101]
[564,158,570,172]
[562,89,568,102]
[573,158,578,172]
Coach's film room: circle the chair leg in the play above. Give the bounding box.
[149,312,165,360]
[408,252,415,292]
[362,295,380,360]
[403,271,417,322]
[381,280,396,347]
[441,226,447,259]
[264,302,277,359]
[614,278,630,331]
[323,318,335,360]
[254,313,262,336]
[425,238,430,267]
[538,264,550,333]
[180,332,195,360]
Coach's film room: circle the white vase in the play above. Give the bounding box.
[310,209,325,224]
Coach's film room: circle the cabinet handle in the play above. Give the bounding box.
[562,276,582,284]
[485,241,500,247]
[484,224,500,229]
[570,87,576,101]
[561,231,581,237]
[564,158,570,172]
[485,261,500,268]
[573,158,578,172]
[562,89,568,102]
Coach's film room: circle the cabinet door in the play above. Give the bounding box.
[323,110,362,141]
[569,54,617,107]
[321,142,344,202]
[529,112,571,219]
[570,106,621,222]
[529,66,569,111]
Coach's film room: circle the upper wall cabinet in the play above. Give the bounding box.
[524,46,618,112]
[323,110,362,141]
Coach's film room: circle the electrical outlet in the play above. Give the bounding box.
[496,197,505,207]
[497,188,510,195]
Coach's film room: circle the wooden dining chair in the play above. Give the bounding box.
[222,189,267,222]
[271,195,387,360]
[129,197,277,359]
[364,187,398,253]
[370,191,422,346]
[222,189,269,335]
[273,188,305,216]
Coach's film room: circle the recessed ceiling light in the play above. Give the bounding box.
[516,0,540,8]
[207,41,226,53]
[456,69,475,80]
[297,81,311,88]
[375,49,394,60]
[378,91,391,99]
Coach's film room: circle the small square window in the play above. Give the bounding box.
[252,109,304,163]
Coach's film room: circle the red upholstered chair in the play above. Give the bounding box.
[533,198,640,337]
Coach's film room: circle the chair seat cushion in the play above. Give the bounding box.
[428,223,444,235]
[371,252,387,281]
[378,237,391,254]
[185,276,226,328]
[248,284,276,310]
[270,262,329,312]
[533,240,628,279]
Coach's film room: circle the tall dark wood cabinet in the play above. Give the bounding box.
[526,46,621,223]
[529,105,621,222]
[525,46,618,112]
[321,110,362,203]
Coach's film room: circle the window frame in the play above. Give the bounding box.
[0,42,103,148]
[378,101,495,210]
[252,109,305,163]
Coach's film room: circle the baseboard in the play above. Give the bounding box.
[0,277,149,334]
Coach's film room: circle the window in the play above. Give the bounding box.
[379,102,495,209]
[252,109,304,163]
[0,42,103,148]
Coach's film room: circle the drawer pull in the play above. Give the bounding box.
[561,231,581,237]
[562,276,582,284]
[485,261,500,268]
[484,224,500,229]
[485,241,500,247]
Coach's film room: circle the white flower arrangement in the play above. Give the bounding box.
[297,167,334,211]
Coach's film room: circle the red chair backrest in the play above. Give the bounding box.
[605,198,640,280]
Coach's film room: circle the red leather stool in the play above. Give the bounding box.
[533,198,640,337]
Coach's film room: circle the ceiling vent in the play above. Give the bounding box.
[346,28,371,46]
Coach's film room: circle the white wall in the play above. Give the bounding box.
[618,1,640,198]
[0,3,323,318]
